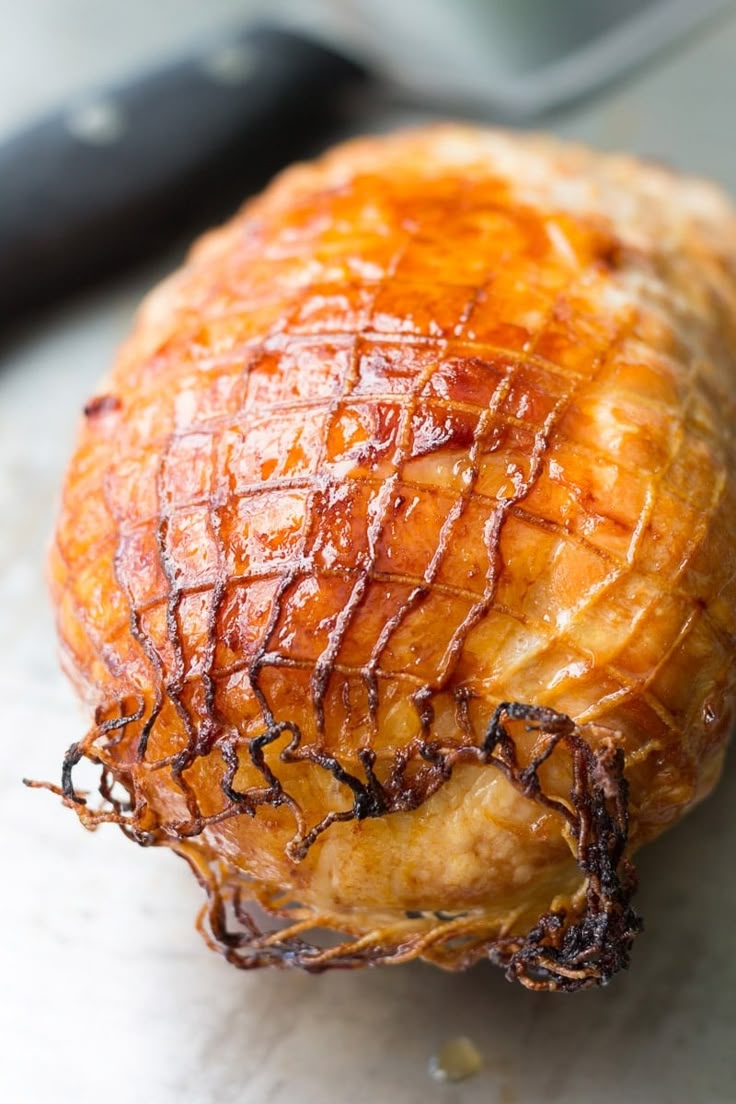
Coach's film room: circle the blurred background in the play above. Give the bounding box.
[3,0,736,164]
[2,3,736,1103]
[3,0,736,328]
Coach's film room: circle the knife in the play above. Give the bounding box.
[0,0,731,328]
[0,25,365,328]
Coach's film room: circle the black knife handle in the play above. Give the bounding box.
[0,25,365,327]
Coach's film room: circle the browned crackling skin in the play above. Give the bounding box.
[29,702,641,991]
[34,125,736,990]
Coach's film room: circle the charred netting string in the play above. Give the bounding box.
[27,701,642,990]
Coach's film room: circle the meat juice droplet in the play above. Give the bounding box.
[428,1036,484,1083]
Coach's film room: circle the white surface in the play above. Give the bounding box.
[2,4,736,1102]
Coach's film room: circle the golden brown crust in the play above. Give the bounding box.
[41,126,736,987]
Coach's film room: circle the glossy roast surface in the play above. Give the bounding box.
[45,126,736,988]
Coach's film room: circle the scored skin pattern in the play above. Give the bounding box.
[49,127,736,977]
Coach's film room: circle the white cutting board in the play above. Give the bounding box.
[1,4,735,1101]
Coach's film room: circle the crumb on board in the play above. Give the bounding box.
[428,1036,484,1083]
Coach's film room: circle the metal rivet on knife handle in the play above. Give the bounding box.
[65,100,127,145]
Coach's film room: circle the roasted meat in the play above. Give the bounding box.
[40,127,736,989]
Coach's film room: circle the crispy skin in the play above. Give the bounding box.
[47,127,736,987]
